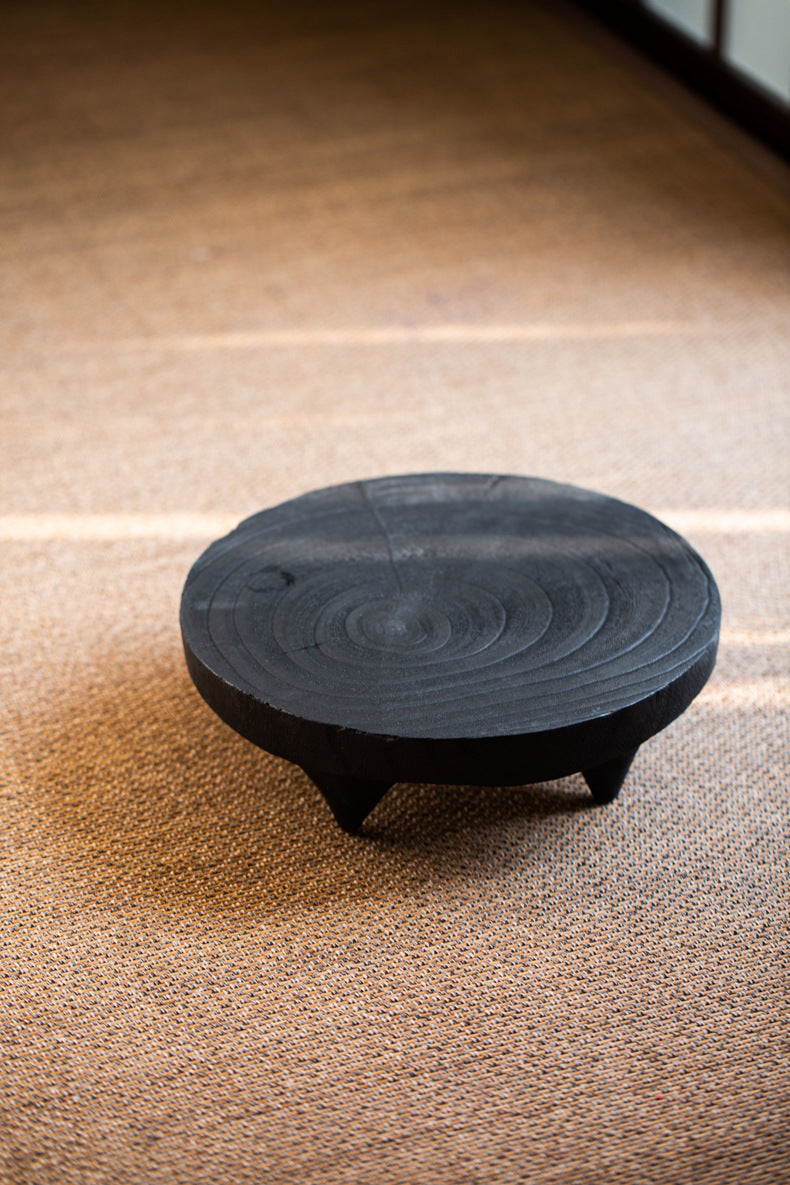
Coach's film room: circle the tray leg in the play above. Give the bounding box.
[582,749,638,805]
[302,768,393,834]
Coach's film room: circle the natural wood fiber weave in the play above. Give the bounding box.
[1,1,788,1182]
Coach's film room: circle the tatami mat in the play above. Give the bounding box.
[1,2,788,1182]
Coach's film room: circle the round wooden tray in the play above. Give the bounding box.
[181,474,720,832]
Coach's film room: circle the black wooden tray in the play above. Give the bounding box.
[181,474,720,832]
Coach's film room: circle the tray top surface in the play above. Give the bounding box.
[180,474,720,741]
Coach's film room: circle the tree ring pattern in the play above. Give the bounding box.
[181,474,719,738]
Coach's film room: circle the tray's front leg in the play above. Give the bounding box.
[302,768,393,834]
[582,749,638,804]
